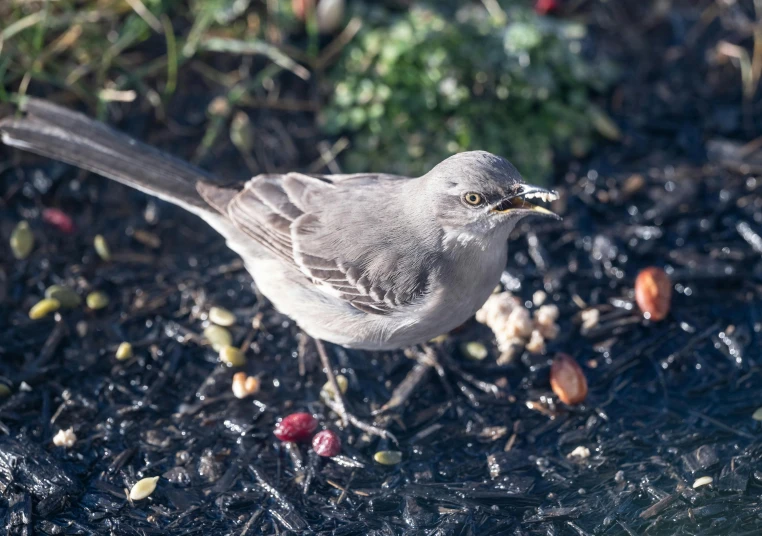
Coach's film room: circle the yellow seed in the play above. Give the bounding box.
[753,407,762,421]
[94,234,111,261]
[129,476,159,501]
[461,341,488,360]
[116,342,133,360]
[0,384,11,398]
[86,291,109,310]
[45,285,81,308]
[204,325,232,351]
[320,374,348,403]
[692,476,713,489]
[374,450,402,465]
[232,372,259,399]
[209,306,236,327]
[10,221,34,260]
[219,345,246,367]
[29,298,61,320]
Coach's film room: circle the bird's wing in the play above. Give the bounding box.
[198,173,434,315]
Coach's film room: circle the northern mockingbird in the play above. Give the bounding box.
[1,98,559,439]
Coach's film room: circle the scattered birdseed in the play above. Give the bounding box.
[86,291,109,310]
[129,476,159,501]
[94,234,111,261]
[525,330,546,354]
[692,476,713,489]
[116,342,133,361]
[320,374,348,403]
[550,353,588,405]
[534,304,560,326]
[312,430,341,457]
[203,325,233,351]
[45,285,81,308]
[274,412,318,442]
[581,308,600,330]
[0,384,10,398]
[52,428,77,448]
[568,446,591,459]
[461,341,488,360]
[374,450,403,465]
[10,220,34,260]
[532,290,547,306]
[209,306,236,327]
[29,298,61,320]
[232,372,259,399]
[752,407,762,421]
[219,345,246,367]
[635,266,672,321]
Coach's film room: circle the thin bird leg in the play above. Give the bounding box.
[313,338,398,444]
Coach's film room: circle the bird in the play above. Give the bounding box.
[1,97,559,439]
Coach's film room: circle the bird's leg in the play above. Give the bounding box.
[313,338,398,444]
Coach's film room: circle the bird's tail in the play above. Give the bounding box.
[0,98,214,212]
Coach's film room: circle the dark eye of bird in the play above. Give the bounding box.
[463,192,483,207]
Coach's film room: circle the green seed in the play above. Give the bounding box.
[129,476,159,501]
[86,291,109,310]
[45,285,81,308]
[374,450,402,465]
[219,345,246,367]
[753,407,762,421]
[29,298,61,320]
[320,374,348,403]
[94,234,111,261]
[0,384,11,398]
[461,341,488,360]
[209,306,236,327]
[116,342,133,360]
[10,221,34,260]
[204,325,232,351]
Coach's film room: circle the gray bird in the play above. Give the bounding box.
[1,98,559,436]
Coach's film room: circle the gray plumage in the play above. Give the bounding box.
[1,98,559,350]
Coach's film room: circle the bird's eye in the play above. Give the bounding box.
[463,192,483,207]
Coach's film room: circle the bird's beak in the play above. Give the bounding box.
[490,184,561,220]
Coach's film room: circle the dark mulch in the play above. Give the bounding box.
[2,1,762,534]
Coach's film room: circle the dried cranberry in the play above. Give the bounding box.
[273,412,317,442]
[312,430,341,457]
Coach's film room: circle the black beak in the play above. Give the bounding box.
[491,184,561,220]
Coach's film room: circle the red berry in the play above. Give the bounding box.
[42,208,75,234]
[312,430,341,457]
[535,0,559,15]
[273,412,317,442]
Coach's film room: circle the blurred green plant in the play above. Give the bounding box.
[322,3,618,181]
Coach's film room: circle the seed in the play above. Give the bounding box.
[692,476,713,489]
[45,285,81,308]
[42,208,75,234]
[94,234,111,261]
[312,430,341,457]
[525,330,546,354]
[203,325,232,351]
[0,384,10,398]
[86,291,109,310]
[274,412,318,442]
[567,446,591,459]
[116,342,133,361]
[10,221,34,260]
[29,298,61,320]
[232,372,259,399]
[219,345,246,367]
[129,476,159,501]
[461,341,488,360]
[374,450,402,465]
[550,353,588,405]
[635,267,672,321]
[209,306,236,327]
[52,428,77,448]
[320,374,348,403]
[752,407,762,421]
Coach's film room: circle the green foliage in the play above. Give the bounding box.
[322,4,618,181]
